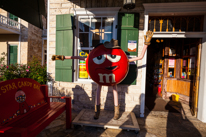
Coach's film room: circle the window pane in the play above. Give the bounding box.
[78,50,89,58]
[78,50,89,79]
[79,18,90,32]
[102,33,112,43]
[92,33,101,47]
[102,17,113,32]
[9,13,18,22]
[91,18,101,31]
[79,33,89,47]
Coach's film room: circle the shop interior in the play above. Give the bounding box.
[145,38,201,115]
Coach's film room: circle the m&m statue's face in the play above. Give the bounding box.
[86,44,129,86]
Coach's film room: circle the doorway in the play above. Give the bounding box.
[145,38,201,115]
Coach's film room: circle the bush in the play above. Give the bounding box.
[0,57,51,84]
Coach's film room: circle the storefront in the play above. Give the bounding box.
[146,38,201,112]
[48,0,146,117]
[143,2,206,121]
[48,0,206,122]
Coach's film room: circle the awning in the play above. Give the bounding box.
[0,0,46,29]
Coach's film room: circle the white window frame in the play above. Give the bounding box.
[73,7,120,82]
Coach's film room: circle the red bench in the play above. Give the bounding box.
[0,78,71,137]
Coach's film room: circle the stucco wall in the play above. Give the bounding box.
[48,0,145,116]
[0,9,7,17]
[0,42,8,65]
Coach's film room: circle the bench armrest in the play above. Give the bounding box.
[0,127,27,137]
[48,96,72,129]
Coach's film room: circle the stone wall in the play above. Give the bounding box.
[48,0,145,116]
[53,82,142,116]
[0,42,8,65]
[27,24,43,62]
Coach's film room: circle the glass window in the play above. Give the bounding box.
[77,16,114,80]
[9,13,18,22]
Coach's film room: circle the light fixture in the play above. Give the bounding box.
[123,0,135,10]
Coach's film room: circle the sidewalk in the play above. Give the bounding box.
[37,103,206,137]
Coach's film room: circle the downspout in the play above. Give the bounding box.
[47,0,50,78]
[47,0,53,102]
[140,11,149,118]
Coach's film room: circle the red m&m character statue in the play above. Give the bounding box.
[86,41,129,86]
[52,31,153,120]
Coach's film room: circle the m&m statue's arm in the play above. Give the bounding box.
[65,56,86,60]
[51,55,85,61]
[128,30,153,62]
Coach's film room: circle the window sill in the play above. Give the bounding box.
[74,80,96,85]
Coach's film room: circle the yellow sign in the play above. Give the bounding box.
[79,50,89,58]
[79,60,88,79]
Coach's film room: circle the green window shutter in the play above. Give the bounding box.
[55,14,74,82]
[9,46,17,65]
[118,13,139,85]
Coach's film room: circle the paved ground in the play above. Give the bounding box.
[37,103,206,137]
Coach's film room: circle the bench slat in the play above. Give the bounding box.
[8,102,65,128]
[28,103,65,132]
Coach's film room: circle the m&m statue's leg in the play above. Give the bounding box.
[113,85,120,120]
[94,84,102,120]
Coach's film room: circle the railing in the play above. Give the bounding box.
[0,14,20,31]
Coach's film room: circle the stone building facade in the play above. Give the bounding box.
[48,0,206,122]
[0,7,47,65]
[48,0,146,117]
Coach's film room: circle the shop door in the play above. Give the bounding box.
[191,39,201,116]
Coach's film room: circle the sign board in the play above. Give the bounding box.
[128,40,137,52]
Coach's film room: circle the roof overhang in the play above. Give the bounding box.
[0,0,46,29]
[143,2,206,16]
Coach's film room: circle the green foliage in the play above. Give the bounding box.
[0,52,7,64]
[0,57,51,84]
